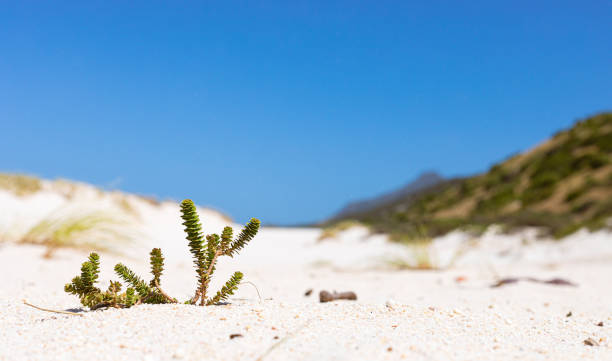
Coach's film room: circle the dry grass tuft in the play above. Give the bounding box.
[318,220,366,241]
[19,211,134,258]
[387,240,437,270]
[0,174,42,196]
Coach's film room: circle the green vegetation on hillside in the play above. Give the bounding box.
[330,113,612,240]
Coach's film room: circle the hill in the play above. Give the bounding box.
[329,112,612,240]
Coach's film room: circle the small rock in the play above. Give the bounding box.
[304,289,313,297]
[566,311,572,317]
[229,334,243,339]
[597,322,604,327]
[387,347,393,352]
[319,291,334,303]
[319,290,357,303]
[584,338,599,346]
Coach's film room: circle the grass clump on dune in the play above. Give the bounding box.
[19,212,131,258]
[318,220,366,241]
[0,174,42,196]
[64,199,260,309]
[387,240,437,270]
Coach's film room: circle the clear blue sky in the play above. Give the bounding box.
[1,1,610,225]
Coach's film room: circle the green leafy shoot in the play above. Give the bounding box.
[65,198,259,309]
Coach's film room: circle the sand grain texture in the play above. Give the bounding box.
[2,232,612,361]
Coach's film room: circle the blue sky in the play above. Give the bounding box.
[1,1,610,224]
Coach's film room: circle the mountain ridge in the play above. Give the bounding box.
[329,171,444,221]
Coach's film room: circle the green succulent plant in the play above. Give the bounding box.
[180,199,260,305]
[65,199,260,309]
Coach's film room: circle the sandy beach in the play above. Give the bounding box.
[1,184,611,360]
[2,216,612,360]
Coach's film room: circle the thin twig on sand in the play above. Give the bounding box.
[22,299,84,317]
[241,280,263,303]
[491,277,577,288]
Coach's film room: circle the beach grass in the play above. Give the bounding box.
[0,174,42,196]
[19,211,134,257]
[318,220,366,241]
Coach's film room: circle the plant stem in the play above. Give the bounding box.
[90,301,124,310]
[155,280,178,303]
[190,291,200,305]
[200,249,222,305]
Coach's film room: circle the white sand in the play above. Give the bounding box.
[1,185,612,360]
